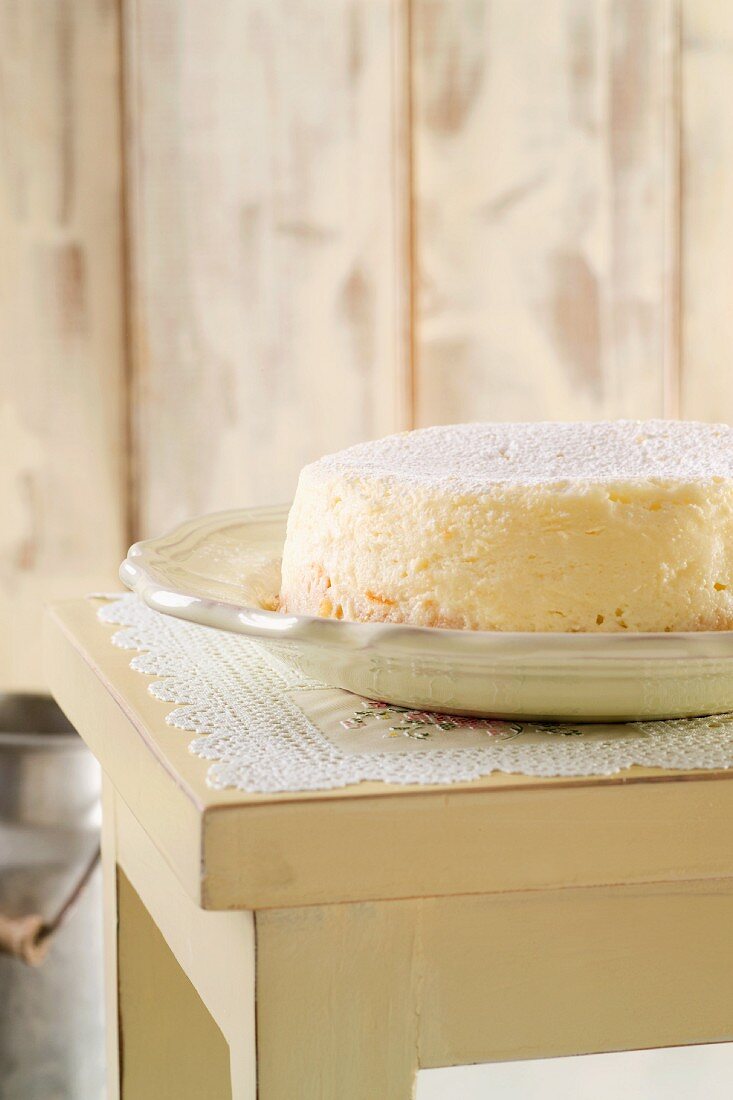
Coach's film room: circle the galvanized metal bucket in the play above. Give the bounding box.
[0,694,105,1099]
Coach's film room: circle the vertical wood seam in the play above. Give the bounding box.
[404,0,417,430]
[663,0,682,419]
[118,0,139,544]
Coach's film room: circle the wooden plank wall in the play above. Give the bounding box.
[412,0,677,425]
[680,0,733,425]
[2,0,732,686]
[0,0,126,689]
[123,0,411,536]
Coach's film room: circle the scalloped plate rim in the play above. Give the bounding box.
[119,506,733,660]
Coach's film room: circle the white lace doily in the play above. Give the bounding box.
[98,595,733,793]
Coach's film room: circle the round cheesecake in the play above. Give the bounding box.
[279,420,733,633]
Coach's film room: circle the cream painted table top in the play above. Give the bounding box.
[44,600,733,1100]
[45,599,733,911]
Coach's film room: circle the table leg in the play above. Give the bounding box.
[256,902,420,1099]
[117,867,234,1098]
[101,777,120,1100]
[109,785,256,1099]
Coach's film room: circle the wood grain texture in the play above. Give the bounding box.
[124,0,411,536]
[0,0,126,689]
[679,1,733,422]
[412,0,677,425]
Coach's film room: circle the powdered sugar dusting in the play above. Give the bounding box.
[309,420,733,490]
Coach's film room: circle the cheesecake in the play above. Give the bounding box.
[279,420,733,633]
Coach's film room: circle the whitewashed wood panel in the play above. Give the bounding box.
[0,0,126,688]
[412,0,677,426]
[125,0,411,536]
[679,1,733,423]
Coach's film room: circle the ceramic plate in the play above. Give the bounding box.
[120,506,733,721]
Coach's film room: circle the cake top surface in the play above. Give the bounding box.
[308,420,733,490]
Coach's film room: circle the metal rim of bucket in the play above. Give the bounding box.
[0,694,80,750]
[0,693,100,965]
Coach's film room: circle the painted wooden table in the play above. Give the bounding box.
[45,600,733,1099]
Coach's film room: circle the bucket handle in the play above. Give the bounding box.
[0,845,100,966]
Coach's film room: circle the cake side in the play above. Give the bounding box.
[279,421,733,633]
